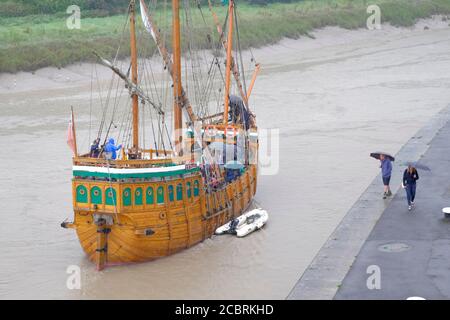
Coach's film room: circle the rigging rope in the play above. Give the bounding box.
[97,10,131,148]
[233,2,247,96]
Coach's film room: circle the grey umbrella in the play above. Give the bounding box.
[370,152,395,162]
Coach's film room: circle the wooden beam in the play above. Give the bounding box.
[223,0,234,125]
[247,63,260,100]
[172,0,183,153]
[139,0,197,124]
[208,0,248,107]
[129,0,139,149]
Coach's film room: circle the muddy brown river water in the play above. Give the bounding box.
[1,18,450,299]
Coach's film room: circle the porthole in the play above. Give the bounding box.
[147,189,153,196]
[93,190,100,196]
[107,191,113,197]
[159,212,166,220]
[79,189,85,195]
[136,190,141,196]
[124,190,129,197]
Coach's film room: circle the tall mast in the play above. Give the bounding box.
[130,0,139,149]
[208,0,248,107]
[172,0,183,153]
[223,0,234,125]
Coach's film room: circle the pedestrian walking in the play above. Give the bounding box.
[402,164,419,211]
[380,154,393,199]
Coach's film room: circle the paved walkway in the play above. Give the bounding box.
[288,104,450,300]
[335,116,450,299]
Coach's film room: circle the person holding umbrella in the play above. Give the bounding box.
[380,154,393,199]
[370,152,394,199]
[402,163,421,211]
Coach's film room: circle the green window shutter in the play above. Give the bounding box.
[168,185,174,202]
[123,187,132,206]
[157,186,164,204]
[146,187,154,205]
[105,187,117,206]
[176,183,183,201]
[194,180,199,197]
[90,186,102,204]
[135,187,143,205]
[76,185,88,203]
[186,182,192,198]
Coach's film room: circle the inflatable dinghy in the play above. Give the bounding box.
[215,208,268,237]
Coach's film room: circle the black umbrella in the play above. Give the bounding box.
[370,152,395,162]
[403,161,431,171]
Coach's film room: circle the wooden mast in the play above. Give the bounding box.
[223,0,234,125]
[247,63,260,100]
[172,0,183,153]
[130,0,139,149]
[208,0,248,107]
[139,0,196,124]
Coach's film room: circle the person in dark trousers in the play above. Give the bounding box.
[402,165,419,211]
[380,154,393,199]
[90,138,100,158]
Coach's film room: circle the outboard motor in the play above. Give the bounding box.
[228,218,240,234]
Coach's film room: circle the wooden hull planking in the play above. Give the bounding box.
[71,165,257,267]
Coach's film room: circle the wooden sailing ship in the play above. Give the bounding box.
[62,0,260,270]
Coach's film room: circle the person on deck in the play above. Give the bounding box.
[90,138,100,158]
[104,138,122,160]
[402,165,419,211]
[380,154,393,199]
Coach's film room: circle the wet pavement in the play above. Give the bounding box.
[335,110,450,299]
[289,104,450,300]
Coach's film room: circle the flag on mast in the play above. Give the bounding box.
[67,108,77,156]
[140,0,156,41]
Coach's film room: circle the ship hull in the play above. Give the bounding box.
[71,165,257,267]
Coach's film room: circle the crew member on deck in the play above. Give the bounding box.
[104,138,122,160]
[90,138,101,158]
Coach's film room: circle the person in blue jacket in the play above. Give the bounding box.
[104,138,122,160]
[90,138,101,158]
[380,154,393,199]
[402,165,419,211]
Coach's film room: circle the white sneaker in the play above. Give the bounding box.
[408,205,412,211]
